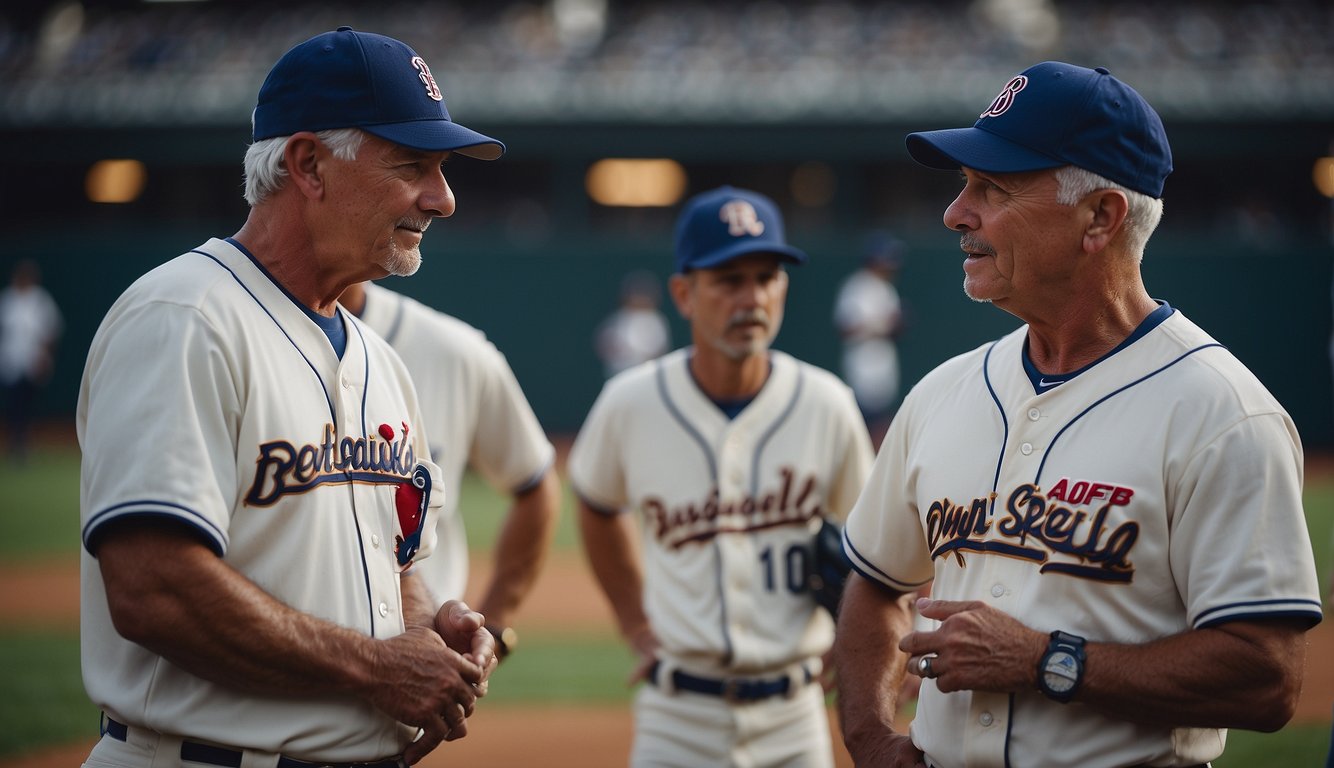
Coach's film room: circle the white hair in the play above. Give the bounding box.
[1054,166,1164,261]
[242,128,365,206]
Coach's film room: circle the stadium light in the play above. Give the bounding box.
[586,159,687,207]
[86,159,147,204]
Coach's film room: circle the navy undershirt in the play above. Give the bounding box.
[1022,300,1174,394]
[226,237,347,358]
[687,350,766,419]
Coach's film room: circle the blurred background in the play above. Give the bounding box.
[1,0,1333,444]
[3,2,1334,765]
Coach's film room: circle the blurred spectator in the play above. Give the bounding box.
[0,258,62,463]
[834,232,905,434]
[595,269,671,379]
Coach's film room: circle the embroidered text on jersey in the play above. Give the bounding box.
[926,478,1138,582]
[245,422,418,506]
[645,466,822,549]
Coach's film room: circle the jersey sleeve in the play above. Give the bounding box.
[567,381,628,514]
[842,399,934,592]
[466,343,555,494]
[825,385,875,521]
[1171,412,1323,628]
[79,299,239,556]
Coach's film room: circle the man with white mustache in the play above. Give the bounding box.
[569,185,874,767]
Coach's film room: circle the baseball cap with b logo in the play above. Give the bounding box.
[905,61,1171,198]
[252,27,504,160]
[673,186,809,273]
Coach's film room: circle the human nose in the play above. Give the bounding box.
[422,169,456,218]
[943,188,976,232]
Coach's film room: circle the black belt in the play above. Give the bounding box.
[648,662,809,703]
[102,715,404,768]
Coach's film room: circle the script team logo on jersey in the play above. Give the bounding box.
[645,466,822,549]
[720,200,766,238]
[980,74,1027,118]
[244,422,418,506]
[411,56,443,101]
[926,477,1138,582]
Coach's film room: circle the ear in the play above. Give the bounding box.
[1082,189,1129,255]
[283,132,325,200]
[668,273,693,320]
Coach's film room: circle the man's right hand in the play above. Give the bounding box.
[366,624,486,764]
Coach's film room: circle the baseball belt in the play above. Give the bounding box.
[103,715,406,768]
[648,661,812,703]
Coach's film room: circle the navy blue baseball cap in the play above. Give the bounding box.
[673,186,808,273]
[906,61,1171,198]
[252,27,504,160]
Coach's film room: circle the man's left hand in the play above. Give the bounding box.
[899,598,1046,694]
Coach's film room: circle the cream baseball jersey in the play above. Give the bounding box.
[78,238,443,760]
[844,308,1323,768]
[356,281,554,606]
[569,348,873,676]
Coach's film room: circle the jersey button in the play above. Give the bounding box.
[371,534,381,548]
[990,583,1005,598]
[979,711,994,727]
[1027,408,1040,421]
[378,602,389,618]
[1020,442,1033,455]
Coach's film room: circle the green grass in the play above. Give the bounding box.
[0,447,82,559]
[3,442,1333,764]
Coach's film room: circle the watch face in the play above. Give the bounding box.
[1042,650,1080,693]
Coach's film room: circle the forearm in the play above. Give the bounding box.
[578,502,650,641]
[475,469,561,625]
[1076,620,1308,731]
[835,575,916,759]
[99,525,383,699]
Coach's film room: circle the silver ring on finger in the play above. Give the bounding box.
[918,655,937,679]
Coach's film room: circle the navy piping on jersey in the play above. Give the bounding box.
[376,289,409,347]
[511,455,556,496]
[1195,600,1324,629]
[226,238,348,358]
[843,528,931,592]
[656,357,733,664]
[1022,302,1175,393]
[982,341,1011,516]
[83,504,227,557]
[1032,343,1222,483]
[749,369,803,497]
[1004,692,1017,768]
[348,317,378,633]
[203,245,336,421]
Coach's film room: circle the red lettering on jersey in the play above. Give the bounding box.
[1046,477,1133,507]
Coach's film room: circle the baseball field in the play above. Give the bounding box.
[2,434,1332,767]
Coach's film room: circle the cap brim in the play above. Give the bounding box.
[906,126,1061,174]
[364,120,506,160]
[685,241,808,272]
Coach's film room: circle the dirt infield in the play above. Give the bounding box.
[4,551,1331,767]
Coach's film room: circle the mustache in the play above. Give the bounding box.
[960,234,994,256]
[397,218,432,233]
[727,310,769,331]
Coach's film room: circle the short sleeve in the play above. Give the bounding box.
[80,300,239,555]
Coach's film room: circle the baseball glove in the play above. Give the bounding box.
[808,518,853,618]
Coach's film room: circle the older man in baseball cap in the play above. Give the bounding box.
[835,61,1322,768]
[79,28,503,768]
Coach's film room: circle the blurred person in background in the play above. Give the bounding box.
[570,186,874,767]
[833,232,905,438]
[595,269,672,379]
[0,258,62,464]
[339,279,561,664]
